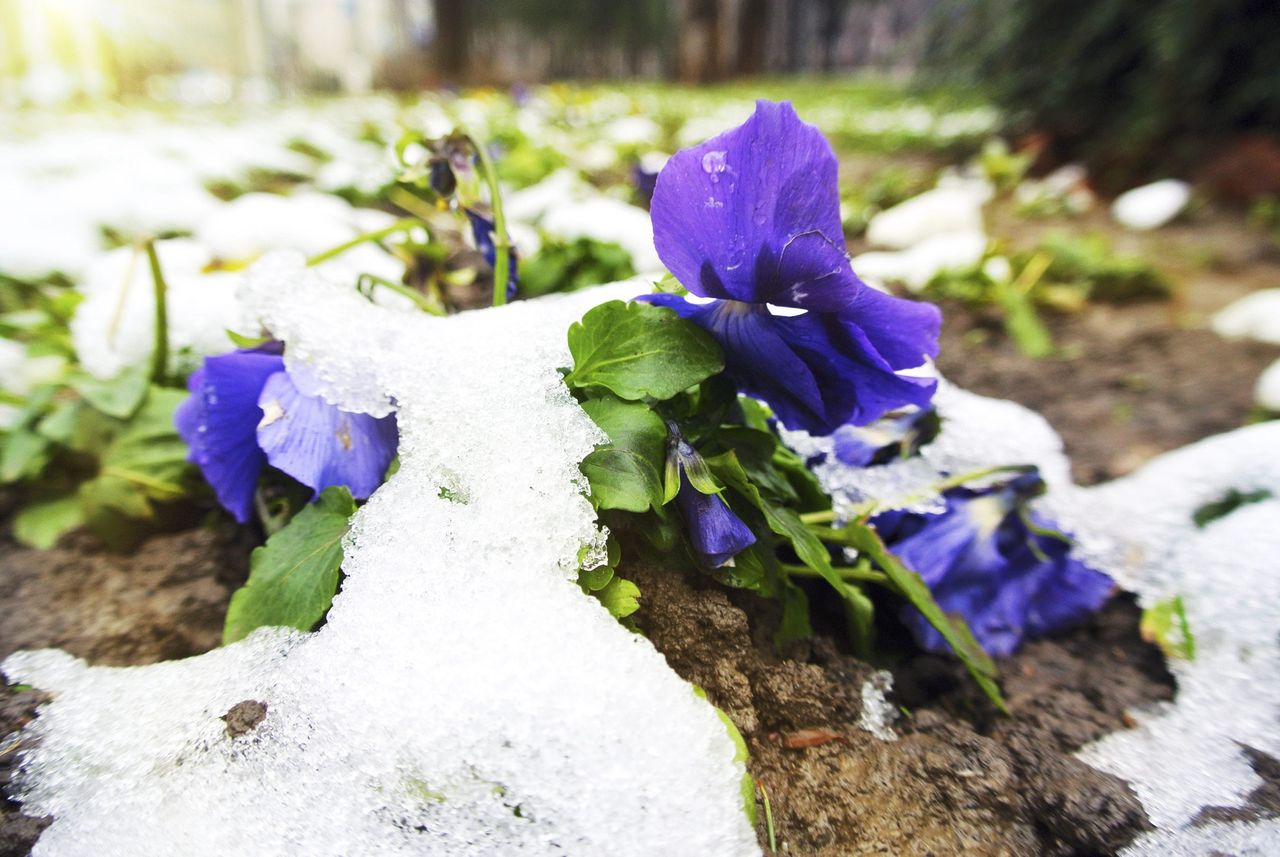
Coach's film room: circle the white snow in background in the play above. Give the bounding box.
[799,378,1280,855]
[865,186,987,250]
[1211,288,1280,346]
[5,256,758,857]
[1255,358,1280,412]
[70,239,247,380]
[1111,179,1192,231]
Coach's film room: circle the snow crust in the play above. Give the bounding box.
[1111,179,1191,231]
[1212,288,1280,346]
[798,379,1280,855]
[5,256,758,857]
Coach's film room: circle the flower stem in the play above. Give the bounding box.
[144,239,168,385]
[306,218,420,267]
[781,562,888,585]
[466,134,512,307]
[356,273,445,316]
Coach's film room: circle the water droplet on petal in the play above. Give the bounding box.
[701,150,727,175]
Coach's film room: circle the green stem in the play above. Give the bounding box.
[757,779,777,854]
[356,274,445,316]
[306,218,420,267]
[781,562,888,585]
[467,134,512,307]
[144,240,168,385]
[799,509,836,525]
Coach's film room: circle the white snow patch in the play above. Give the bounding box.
[866,186,986,250]
[796,379,1280,854]
[858,671,898,742]
[1111,179,1191,231]
[1256,358,1280,411]
[5,255,758,857]
[1211,289,1280,346]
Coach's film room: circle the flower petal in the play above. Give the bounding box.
[675,474,756,567]
[175,350,284,523]
[651,101,853,305]
[255,371,398,500]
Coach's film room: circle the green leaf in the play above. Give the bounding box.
[838,522,1007,712]
[565,300,723,401]
[83,387,192,517]
[0,429,50,483]
[1141,595,1196,660]
[35,399,83,444]
[579,395,667,512]
[594,576,641,620]
[12,495,84,549]
[578,565,615,592]
[994,280,1053,358]
[70,365,150,419]
[223,486,356,644]
[227,329,271,349]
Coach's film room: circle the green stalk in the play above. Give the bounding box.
[144,240,169,385]
[306,218,420,267]
[357,274,446,316]
[757,780,777,854]
[467,134,512,307]
[781,562,888,585]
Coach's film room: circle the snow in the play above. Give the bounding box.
[1256,358,1280,411]
[69,240,248,380]
[1211,288,1280,346]
[1112,179,1192,231]
[792,377,1280,855]
[5,256,758,857]
[852,231,987,293]
[865,186,987,250]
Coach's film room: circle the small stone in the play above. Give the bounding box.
[222,700,267,739]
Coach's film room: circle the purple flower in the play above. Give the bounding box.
[632,162,659,205]
[465,208,519,300]
[871,472,1114,657]
[676,475,757,567]
[669,435,756,567]
[641,101,940,435]
[175,348,398,524]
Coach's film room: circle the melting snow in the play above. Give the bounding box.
[5,255,757,856]
[797,379,1280,855]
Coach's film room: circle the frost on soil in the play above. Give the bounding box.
[798,382,1280,855]
[3,255,758,857]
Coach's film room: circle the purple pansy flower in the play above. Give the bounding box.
[641,101,941,435]
[465,208,519,300]
[175,348,398,524]
[871,471,1114,657]
[676,474,757,567]
[669,434,756,567]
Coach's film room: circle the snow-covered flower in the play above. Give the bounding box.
[175,346,397,523]
[871,470,1114,657]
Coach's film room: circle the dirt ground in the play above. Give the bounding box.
[2,187,1278,854]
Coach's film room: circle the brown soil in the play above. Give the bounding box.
[0,524,253,667]
[630,562,1172,856]
[935,300,1280,484]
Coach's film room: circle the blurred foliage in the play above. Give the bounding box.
[924,0,1280,189]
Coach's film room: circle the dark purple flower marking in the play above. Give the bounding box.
[641,100,940,434]
[871,471,1114,657]
[832,407,937,467]
[175,348,397,523]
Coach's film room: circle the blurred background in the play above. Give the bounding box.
[3,0,1277,189]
